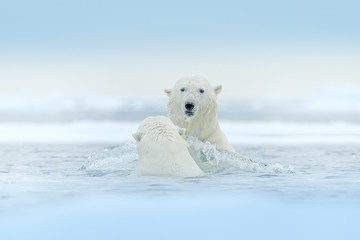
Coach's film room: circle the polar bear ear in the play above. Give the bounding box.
[177,127,186,136]
[164,89,171,97]
[214,85,222,95]
[132,132,142,142]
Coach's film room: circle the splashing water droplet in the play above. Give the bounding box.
[185,136,294,174]
[81,141,138,177]
[80,137,294,178]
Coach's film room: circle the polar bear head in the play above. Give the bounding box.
[132,115,186,143]
[164,77,222,119]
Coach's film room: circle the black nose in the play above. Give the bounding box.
[185,103,195,111]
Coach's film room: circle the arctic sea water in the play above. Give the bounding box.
[1,92,360,240]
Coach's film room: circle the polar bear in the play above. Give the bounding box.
[164,77,235,153]
[132,116,204,178]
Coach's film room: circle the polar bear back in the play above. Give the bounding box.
[133,116,204,178]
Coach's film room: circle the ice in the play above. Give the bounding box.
[1,121,360,145]
[1,84,360,122]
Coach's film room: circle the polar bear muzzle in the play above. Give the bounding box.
[184,101,197,117]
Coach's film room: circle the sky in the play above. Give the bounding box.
[0,0,360,99]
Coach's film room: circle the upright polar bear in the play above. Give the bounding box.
[132,116,204,178]
[165,77,235,153]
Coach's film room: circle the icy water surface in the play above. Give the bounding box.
[1,123,360,240]
[1,139,359,211]
[1,87,360,239]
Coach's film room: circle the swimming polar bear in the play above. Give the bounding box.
[164,77,235,153]
[132,116,204,178]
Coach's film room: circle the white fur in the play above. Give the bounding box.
[132,116,204,178]
[165,77,235,152]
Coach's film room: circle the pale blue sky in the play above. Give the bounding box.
[1,0,360,98]
[1,0,359,50]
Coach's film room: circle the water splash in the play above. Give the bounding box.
[81,137,294,177]
[185,136,294,174]
[81,141,138,177]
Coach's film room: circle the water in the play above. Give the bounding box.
[1,138,360,239]
[1,94,360,239]
[1,139,358,208]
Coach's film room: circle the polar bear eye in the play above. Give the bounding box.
[199,89,204,94]
[180,88,185,92]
